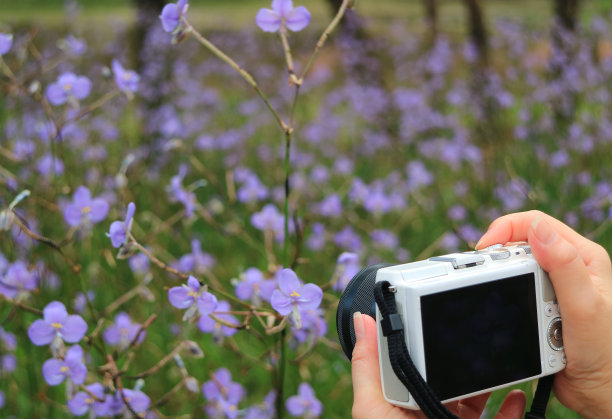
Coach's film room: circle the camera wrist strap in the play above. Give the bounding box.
[374,280,554,419]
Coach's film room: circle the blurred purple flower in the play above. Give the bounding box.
[244,391,276,419]
[270,269,322,316]
[42,345,87,386]
[286,383,322,417]
[202,368,245,419]
[36,153,64,177]
[1,354,16,373]
[168,165,197,217]
[103,312,145,349]
[63,35,87,55]
[121,389,150,414]
[251,204,285,241]
[67,382,106,416]
[0,260,38,299]
[198,300,239,337]
[316,194,342,218]
[235,267,277,303]
[63,186,110,227]
[447,205,467,221]
[160,0,188,32]
[112,60,140,93]
[129,253,150,273]
[256,0,311,33]
[332,252,360,292]
[0,33,13,55]
[175,239,216,273]
[0,390,4,409]
[46,72,92,106]
[370,229,398,250]
[291,309,327,343]
[0,326,16,352]
[237,174,269,203]
[107,202,135,248]
[73,291,95,314]
[27,301,87,346]
[333,226,362,253]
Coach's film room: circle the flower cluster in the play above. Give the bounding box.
[202,368,245,419]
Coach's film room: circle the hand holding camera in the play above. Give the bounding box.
[344,211,612,419]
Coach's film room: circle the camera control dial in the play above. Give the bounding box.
[547,317,563,351]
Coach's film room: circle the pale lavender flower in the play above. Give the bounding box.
[234,267,276,303]
[306,222,326,251]
[107,202,135,248]
[0,33,13,55]
[67,382,106,416]
[103,312,145,349]
[333,227,362,253]
[370,229,398,250]
[291,309,327,343]
[332,252,360,292]
[202,368,245,419]
[0,260,38,299]
[244,391,276,419]
[46,72,92,106]
[27,301,87,346]
[270,269,322,316]
[63,186,110,227]
[73,291,95,314]
[169,165,197,217]
[256,0,311,33]
[0,326,16,351]
[447,205,467,221]
[129,253,150,273]
[0,390,4,409]
[36,153,64,177]
[168,275,218,316]
[175,239,216,273]
[198,300,238,337]
[316,194,342,218]
[160,0,188,32]
[63,35,87,55]
[237,174,269,203]
[251,204,285,241]
[112,60,140,93]
[121,389,150,414]
[42,345,87,386]
[2,353,17,373]
[286,383,322,417]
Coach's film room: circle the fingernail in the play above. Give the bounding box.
[353,312,364,341]
[532,217,557,245]
[475,234,488,250]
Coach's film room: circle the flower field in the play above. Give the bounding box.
[0,0,611,417]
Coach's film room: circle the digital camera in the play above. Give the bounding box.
[336,243,565,409]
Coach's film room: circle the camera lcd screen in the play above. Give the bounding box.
[420,273,541,401]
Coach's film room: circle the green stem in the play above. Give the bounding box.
[276,328,287,419]
[283,130,291,268]
[185,21,288,133]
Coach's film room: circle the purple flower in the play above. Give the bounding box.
[160,0,188,32]
[168,275,218,316]
[107,202,135,248]
[286,383,322,417]
[270,269,322,316]
[0,326,16,351]
[251,204,285,241]
[332,252,360,292]
[0,390,4,409]
[46,72,92,106]
[2,353,17,373]
[67,383,106,416]
[112,60,140,93]
[316,194,343,218]
[202,368,245,419]
[291,309,327,343]
[36,153,64,177]
[235,267,276,303]
[0,260,38,299]
[168,165,197,218]
[63,186,110,227]
[63,35,87,55]
[256,0,311,33]
[103,312,145,349]
[198,300,239,337]
[42,345,87,386]
[73,291,95,314]
[370,229,398,250]
[174,239,216,274]
[0,33,13,55]
[27,301,87,346]
[121,389,150,414]
[244,391,276,419]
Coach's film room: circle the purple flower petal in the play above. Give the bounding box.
[285,6,311,32]
[64,203,83,227]
[44,301,68,323]
[61,315,87,343]
[67,360,88,385]
[0,33,13,55]
[196,292,218,315]
[103,326,121,346]
[197,314,215,333]
[187,275,200,291]
[73,186,92,206]
[160,3,180,32]
[122,389,150,413]
[46,83,67,106]
[125,202,136,229]
[28,319,55,346]
[286,395,306,416]
[108,221,126,248]
[277,269,301,296]
[272,0,293,15]
[295,284,323,311]
[270,290,292,315]
[87,198,110,223]
[72,76,92,100]
[255,9,282,33]
[65,344,84,362]
[168,286,193,309]
[67,392,91,416]
[42,359,66,386]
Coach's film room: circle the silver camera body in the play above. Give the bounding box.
[376,243,565,409]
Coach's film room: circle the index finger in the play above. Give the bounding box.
[476,210,610,276]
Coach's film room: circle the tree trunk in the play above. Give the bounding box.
[463,0,488,68]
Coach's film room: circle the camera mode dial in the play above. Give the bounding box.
[547,317,563,351]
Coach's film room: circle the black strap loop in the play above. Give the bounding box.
[374,280,554,419]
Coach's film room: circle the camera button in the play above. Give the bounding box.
[544,304,554,317]
[548,354,559,368]
[547,317,563,351]
[490,249,511,260]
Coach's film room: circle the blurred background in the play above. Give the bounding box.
[1,0,611,418]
